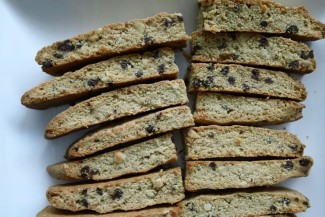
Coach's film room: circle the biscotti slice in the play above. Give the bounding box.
[185,125,305,160]
[37,206,181,217]
[47,168,184,213]
[185,157,313,191]
[45,79,188,139]
[178,187,310,217]
[66,106,194,159]
[197,0,325,41]
[47,133,177,181]
[23,48,178,109]
[194,93,304,126]
[191,31,315,74]
[188,63,306,101]
[36,13,188,75]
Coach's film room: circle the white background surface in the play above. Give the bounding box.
[1,0,324,216]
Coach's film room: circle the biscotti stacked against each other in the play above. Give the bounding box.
[22,13,195,216]
[183,0,325,216]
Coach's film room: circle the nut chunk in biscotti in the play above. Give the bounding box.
[35,13,188,75]
[197,0,325,41]
[65,106,194,160]
[191,31,316,74]
[185,157,313,191]
[47,133,178,181]
[178,187,310,217]
[185,125,305,160]
[47,168,184,214]
[188,63,307,102]
[45,79,188,139]
[193,93,304,126]
[23,48,179,110]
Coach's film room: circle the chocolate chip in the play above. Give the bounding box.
[289,144,298,152]
[202,76,214,88]
[185,202,196,212]
[135,71,143,78]
[289,60,300,70]
[208,132,214,138]
[264,77,273,84]
[163,18,176,27]
[218,42,228,49]
[259,37,269,47]
[156,112,162,120]
[228,76,236,85]
[283,161,294,170]
[42,60,53,68]
[206,64,215,71]
[113,109,117,114]
[308,50,314,58]
[151,49,160,59]
[80,166,99,180]
[53,52,63,59]
[192,79,202,88]
[192,44,201,54]
[145,124,156,134]
[260,21,268,27]
[177,15,184,22]
[286,25,299,34]
[282,198,291,206]
[77,198,89,208]
[300,50,314,60]
[58,40,75,52]
[232,54,240,60]
[111,189,123,200]
[87,78,100,87]
[81,189,88,196]
[221,66,230,75]
[144,35,153,45]
[222,105,234,114]
[233,5,242,12]
[251,69,260,80]
[209,162,217,171]
[76,43,83,49]
[157,64,165,74]
[120,60,131,69]
[96,188,103,195]
[299,158,311,167]
[242,83,250,91]
[303,201,309,207]
[270,205,277,211]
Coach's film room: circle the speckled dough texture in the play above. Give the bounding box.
[35,13,189,75]
[194,93,305,126]
[197,0,325,41]
[45,79,188,139]
[65,106,194,159]
[188,63,306,101]
[185,125,305,160]
[191,31,316,74]
[178,187,309,217]
[47,168,185,214]
[23,48,178,109]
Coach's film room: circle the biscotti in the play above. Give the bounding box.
[66,106,194,159]
[45,79,188,139]
[188,63,306,101]
[36,13,188,75]
[23,48,178,109]
[194,93,304,126]
[47,134,177,181]
[178,187,310,217]
[185,125,305,160]
[197,0,325,41]
[185,157,313,191]
[47,168,184,213]
[37,206,181,217]
[191,31,316,74]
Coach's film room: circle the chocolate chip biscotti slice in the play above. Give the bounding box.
[185,157,313,191]
[36,13,188,75]
[194,93,304,126]
[178,187,310,217]
[191,31,315,74]
[47,168,184,213]
[47,133,177,181]
[197,0,325,41]
[185,125,305,160]
[23,48,178,109]
[45,79,188,139]
[66,106,194,159]
[188,63,306,101]
[37,206,181,217]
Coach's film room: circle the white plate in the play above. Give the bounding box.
[1,0,324,216]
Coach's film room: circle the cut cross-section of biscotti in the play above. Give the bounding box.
[191,31,316,74]
[185,125,305,160]
[47,168,184,213]
[185,157,313,191]
[66,106,194,159]
[194,93,304,126]
[36,13,188,75]
[188,63,306,101]
[197,0,325,41]
[178,187,310,217]
[45,79,188,139]
[47,133,177,181]
[23,48,178,109]
[37,206,181,217]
